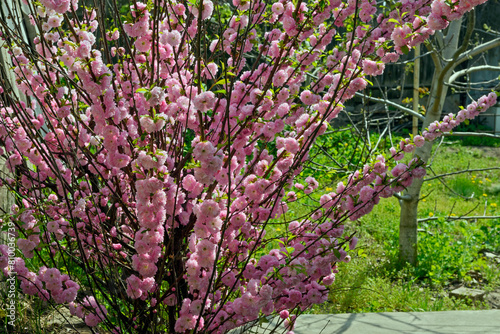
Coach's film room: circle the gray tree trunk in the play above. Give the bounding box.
[398,18,465,265]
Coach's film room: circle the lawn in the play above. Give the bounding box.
[307,142,500,314]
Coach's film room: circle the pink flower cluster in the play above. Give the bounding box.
[126,275,155,300]
[423,92,497,141]
[69,296,108,327]
[39,0,74,14]
[0,257,80,309]
[192,141,223,185]
[428,0,488,30]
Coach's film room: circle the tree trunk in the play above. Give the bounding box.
[398,18,465,265]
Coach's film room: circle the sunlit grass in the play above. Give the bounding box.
[307,144,500,314]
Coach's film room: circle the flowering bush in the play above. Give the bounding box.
[0,0,495,333]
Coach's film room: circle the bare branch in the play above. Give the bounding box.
[449,65,500,84]
[447,77,499,86]
[445,86,497,92]
[425,40,443,72]
[354,92,425,120]
[388,49,434,65]
[443,132,500,138]
[455,37,500,67]
[418,215,500,222]
[417,228,434,235]
[424,166,500,181]
[393,192,412,201]
[428,165,475,200]
[428,136,445,168]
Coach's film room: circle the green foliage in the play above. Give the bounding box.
[317,211,500,315]
[480,220,500,253]
[416,219,498,285]
[447,174,485,198]
[301,128,400,187]
[311,254,480,314]
[307,143,500,314]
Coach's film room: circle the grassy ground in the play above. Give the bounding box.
[309,143,500,314]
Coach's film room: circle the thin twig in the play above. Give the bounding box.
[424,167,500,181]
[428,166,475,200]
[418,215,500,222]
[354,92,425,120]
[443,132,500,138]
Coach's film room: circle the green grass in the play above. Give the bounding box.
[307,144,500,314]
[274,128,500,315]
[311,258,484,314]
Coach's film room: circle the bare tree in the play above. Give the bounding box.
[400,10,500,265]
[351,9,500,265]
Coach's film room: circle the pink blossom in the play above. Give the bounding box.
[413,135,425,147]
[389,147,404,161]
[295,114,309,128]
[245,183,263,202]
[135,36,152,53]
[412,167,427,178]
[149,87,166,106]
[284,138,299,154]
[323,273,336,285]
[198,200,220,219]
[175,314,196,332]
[182,174,201,191]
[193,91,216,112]
[0,0,494,331]
[273,70,288,87]
[349,236,358,250]
[196,239,216,264]
[109,152,131,168]
[359,186,375,202]
[202,62,218,79]
[230,213,246,228]
[427,14,449,30]
[132,255,158,277]
[85,314,101,327]
[391,163,408,178]
[140,116,165,133]
[46,220,59,233]
[40,0,71,14]
[305,176,319,189]
[163,294,177,306]
[259,284,273,300]
[62,288,78,303]
[76,41,92,58]
[362,59,378,76]
[300,90,315,105]
[191,0,214,20]
[47,16,63,28]
[161,30,181,46]
[272,3,284,15]
[382,52,400,63]
[17,239,36,258]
